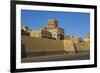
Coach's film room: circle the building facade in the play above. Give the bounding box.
[22,19,64,40]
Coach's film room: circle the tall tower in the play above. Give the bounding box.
[48,19,58,28]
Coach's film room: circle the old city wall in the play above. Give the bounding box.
[64,40,76,53]
[75,42,90,52]
[22,36,65,57]
[22,36,64,52]
[22,36,89,57]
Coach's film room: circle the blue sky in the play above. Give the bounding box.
[21,10,90,38]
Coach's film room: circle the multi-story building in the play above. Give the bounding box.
[41,19,64,40]
[22,19,64,40]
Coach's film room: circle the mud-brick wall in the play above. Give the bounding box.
[21,36,89,58]
[22,36,65,57]
[22,36,64,52]
[64,40,76,53]
[75,42,90,52]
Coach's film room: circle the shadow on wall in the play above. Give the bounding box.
[21,43,27,58]
[73,42,77,54]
